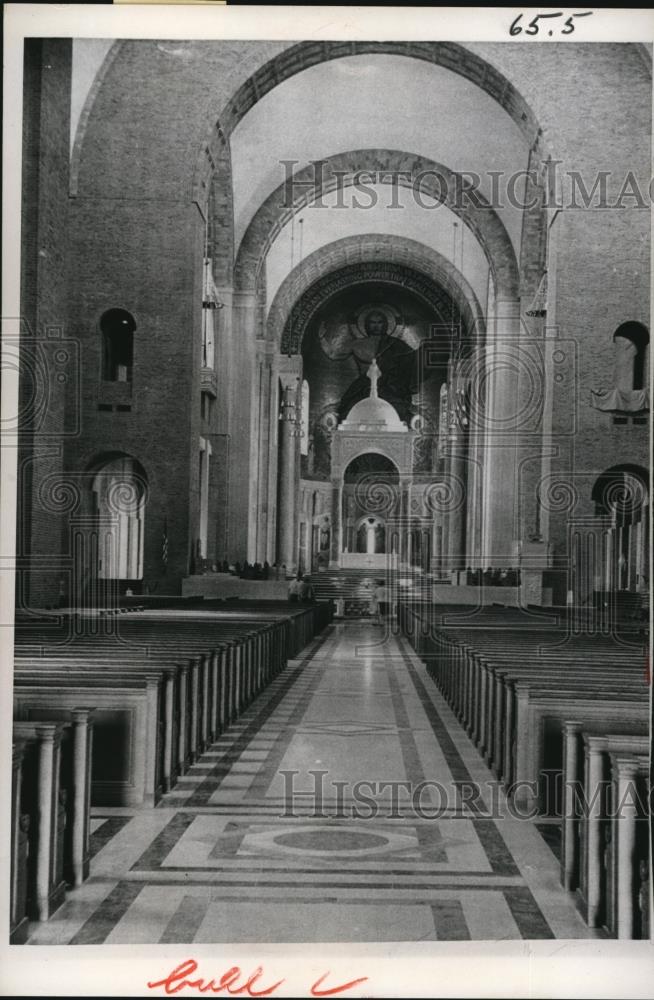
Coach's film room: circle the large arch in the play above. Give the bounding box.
[194,41,543,198]
[280,262,460,358]
[70,41,550,208]
[266,234,485,352]
[233,150,520,300]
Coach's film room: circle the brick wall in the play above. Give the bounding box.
[64,196,206,591]
[18,39,72,608]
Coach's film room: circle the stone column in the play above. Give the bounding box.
[35,725,61,921]
[11,740,26,940]
[275,355,302,572]
[441,441,452,574]
[562,722,581,891]
[465,397,484,568]
[481,299,521,566]
[584,737,605,927]
[277,384,299,573]
[612,754,640,939]
[329,479,343,568]
[400,479,410,567]
[228,291,257,561]
[198,437,211,559]
[71,709,92,887]
[254,343,276,564]
[447,418,466,575]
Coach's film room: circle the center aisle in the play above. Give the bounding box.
[26,622,601,944]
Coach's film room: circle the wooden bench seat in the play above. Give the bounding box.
[400,607,647,793]
[604,752,650,939]
[10,740,30,943]
[12,722,68,922]
[574,733,650,934]
[13,604,332,810]
[15,619,289,794]
[398,603,649,939]
[15,669,164,807]
[14,708,94,891]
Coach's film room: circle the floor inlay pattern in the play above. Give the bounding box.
[24,623,603,944]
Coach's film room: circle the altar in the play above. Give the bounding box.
[340,552,388,570]
[329,358,416,569]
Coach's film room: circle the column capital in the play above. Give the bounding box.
[71,708,94,724]
[274,353,303,387]
[34,723,64,745]
[231,289,258,308]
[610,753,643,781]
[214,285,234,309]
[583,734,609,756]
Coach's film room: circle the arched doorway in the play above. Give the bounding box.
[592,465,649,594]
[342,453,399,569]
[90,454,147,584]
[355,515,386,555]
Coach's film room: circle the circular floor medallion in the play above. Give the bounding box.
[273,829,389,853]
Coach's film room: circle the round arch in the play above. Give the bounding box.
[70,41,551,208]
[284,262,458,361]
[343,451,400,480]
[85,451,149,583]
[590,463,649,595]
[267,234,485,352]
[194,41,544,197]
[233,150,519,300]
[339,444,404,473]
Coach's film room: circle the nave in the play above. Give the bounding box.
[24,623,598,945]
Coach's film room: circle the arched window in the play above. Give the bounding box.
[613,322,649,391]
[101,309,135,382]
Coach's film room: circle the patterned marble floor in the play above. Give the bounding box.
[25,622,603,944]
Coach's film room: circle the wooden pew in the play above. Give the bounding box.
[17,618,287,783]
[10,740,30,943]
[403,610,646,807]
[13,722,68,921]
[14,671,163,807]
[605,752,649,939]
[574,734,649,933]
[561,721,648,895]
[398,602,650,939]
[14,708,94,888]
[399,605,647,801]
[13,604,332,815]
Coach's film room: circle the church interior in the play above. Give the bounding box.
[9,37,652,947]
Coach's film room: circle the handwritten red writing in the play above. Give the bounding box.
[310,971,369,996]
[147,960,368,998]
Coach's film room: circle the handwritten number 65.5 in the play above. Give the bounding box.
[510,12,593,37]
